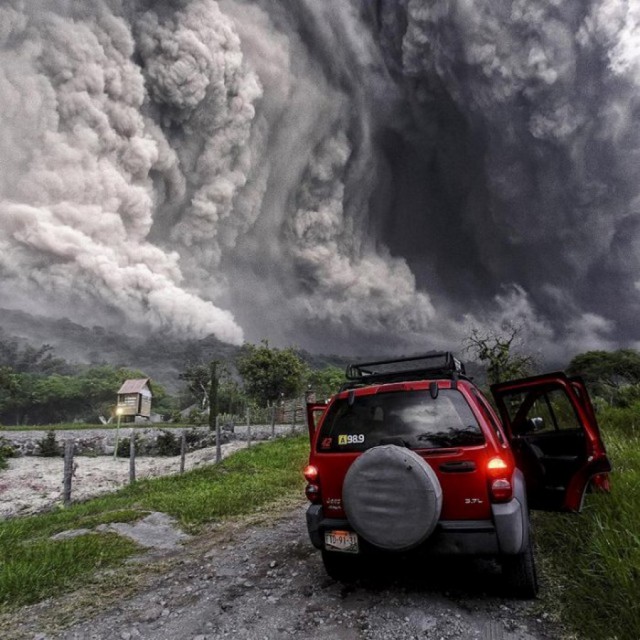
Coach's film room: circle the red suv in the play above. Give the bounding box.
[304,353,611,597]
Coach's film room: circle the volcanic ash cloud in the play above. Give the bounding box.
[0,1,246,344]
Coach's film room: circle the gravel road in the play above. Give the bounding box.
[3,502,560,640]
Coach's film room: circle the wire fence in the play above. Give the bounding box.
[2,397,315,516]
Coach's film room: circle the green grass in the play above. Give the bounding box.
[0,533,139,607]
[535,411,640,640]
[0,436,308,608]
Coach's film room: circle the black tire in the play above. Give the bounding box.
[501,535,539,599]
[321,550,361,582]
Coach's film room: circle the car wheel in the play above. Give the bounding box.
[342,445,443,551]
[321,550,361,582]
[501,533,539,599]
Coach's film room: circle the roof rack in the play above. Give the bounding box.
[341,352,467,390]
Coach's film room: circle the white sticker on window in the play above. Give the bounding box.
[338,434,365,445]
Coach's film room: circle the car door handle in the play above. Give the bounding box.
[439,461,476,473]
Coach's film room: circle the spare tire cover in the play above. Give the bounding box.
[343,445,443,551]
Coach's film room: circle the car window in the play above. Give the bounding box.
[316,389,484,452]
[503,387,581,434]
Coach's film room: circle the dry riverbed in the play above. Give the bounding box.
[0,442,248,519]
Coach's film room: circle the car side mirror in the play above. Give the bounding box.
[523,416,544,433]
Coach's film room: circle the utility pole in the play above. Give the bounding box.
[208,360,219,432]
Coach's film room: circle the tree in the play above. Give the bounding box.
[465,324,536,385]
[237,341,310,407]
[0,364,167,425]
[308,366,345,401]
[0,368,33,425]
[0,330,68,374]
[180,362,211,410]
[567,349,640,406]
[179,361,243,414]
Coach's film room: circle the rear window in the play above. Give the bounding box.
[316,389,484,452]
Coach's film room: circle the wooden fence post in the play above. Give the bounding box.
[129,429,136,484]
[216,414,222,463]
[271,404,276,439]
[246,407,252,448]
[63,440,74,506]
[180,431,187,473]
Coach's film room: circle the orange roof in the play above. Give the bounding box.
[117,378,151,394]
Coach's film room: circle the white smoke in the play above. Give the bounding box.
[286,132,435,336]
[135,0,263,271]
[1,0,640,359]
[0,0,246,344]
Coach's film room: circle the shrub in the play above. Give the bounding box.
[0,435,15,470]
[38,430,61,457]
[155,429,181,456]
[0,436,16,458]
[184,427,203,446]
[116,433,141,458]
[187,408,206,425]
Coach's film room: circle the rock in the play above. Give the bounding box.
[50,528,93,541]
[136,606,163,623]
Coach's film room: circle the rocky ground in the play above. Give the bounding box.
[1,502,562,640]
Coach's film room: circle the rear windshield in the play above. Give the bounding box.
[316,389,484,452]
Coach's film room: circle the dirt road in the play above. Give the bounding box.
[4,501,560,640]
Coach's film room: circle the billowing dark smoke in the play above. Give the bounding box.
[0,0,638,359]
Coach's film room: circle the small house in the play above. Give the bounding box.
[116,379,153,421]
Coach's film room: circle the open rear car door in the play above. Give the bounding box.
[306,403,327,443]
[491,373,611,512]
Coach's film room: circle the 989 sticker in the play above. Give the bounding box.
[338,434,365,445]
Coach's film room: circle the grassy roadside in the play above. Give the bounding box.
[0,436,308,609]
[534,411,640,640]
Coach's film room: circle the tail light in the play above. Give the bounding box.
[303,465,319,482]
[303,464,321,504]
[486,456,513,503]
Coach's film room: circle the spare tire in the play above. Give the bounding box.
[342,445,442,551]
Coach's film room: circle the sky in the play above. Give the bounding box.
[1,0,639,362]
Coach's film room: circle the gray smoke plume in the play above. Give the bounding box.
[1,0,639,359]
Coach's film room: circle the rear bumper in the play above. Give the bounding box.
[306,490,528,557]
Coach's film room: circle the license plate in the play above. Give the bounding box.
[324,530,359,554]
